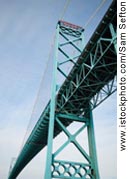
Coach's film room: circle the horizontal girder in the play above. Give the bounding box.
[8,1,117,178]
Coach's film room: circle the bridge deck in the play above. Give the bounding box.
[8,1,117,178]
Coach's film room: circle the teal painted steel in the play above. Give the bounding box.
[8,1,117,178]
[51,109,99,178]
[109,23,117,52]
[87,107,100,178]
[44,23,60,179]
[45,19,85,179]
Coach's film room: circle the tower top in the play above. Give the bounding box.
[58,20,84,32]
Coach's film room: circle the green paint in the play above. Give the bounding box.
[8,1,117,178]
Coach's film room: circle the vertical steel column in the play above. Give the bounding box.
[109,23,117,53]
[87,106,100,179]
[44,20,92,179]
[44,24,59,179]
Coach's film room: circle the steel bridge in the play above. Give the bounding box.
[8,1,117,179]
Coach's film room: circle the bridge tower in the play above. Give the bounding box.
[45,20,100,179]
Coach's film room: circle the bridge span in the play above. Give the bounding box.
[8,1,116,179]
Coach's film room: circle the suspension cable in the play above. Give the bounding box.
[84,0,107,29]
[17,0,107,152]
[59,0,71,20]
[18,0,71,152]
[19,32,56,151]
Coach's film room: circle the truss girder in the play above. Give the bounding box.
[8,1,117,179]
[57,13,117,115]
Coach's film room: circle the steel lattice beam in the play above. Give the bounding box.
[8,1,117,179]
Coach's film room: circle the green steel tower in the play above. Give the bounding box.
[44,20,100,179]
[8,1,116,178]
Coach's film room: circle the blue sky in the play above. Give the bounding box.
[0,0,116,179]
